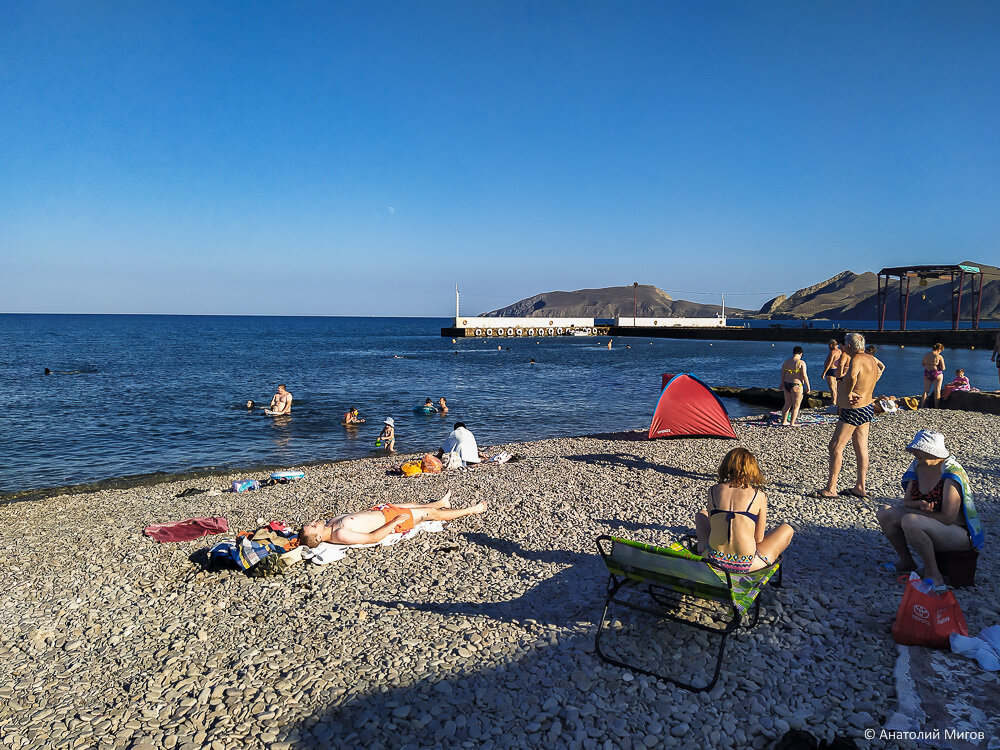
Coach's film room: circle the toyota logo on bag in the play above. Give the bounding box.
[913,604,930,619]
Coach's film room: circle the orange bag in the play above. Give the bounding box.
[421,454,442,474]
[892,578,968,648]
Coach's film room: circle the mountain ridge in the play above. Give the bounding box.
[478,263,1000,321]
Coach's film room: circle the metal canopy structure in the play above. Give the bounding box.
[877,264,983,331]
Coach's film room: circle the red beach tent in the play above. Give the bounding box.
[649,373,737,440]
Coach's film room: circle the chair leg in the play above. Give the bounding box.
[746,595,761,629]
[595,596,732,693]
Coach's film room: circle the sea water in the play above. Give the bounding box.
[1,314,996,494]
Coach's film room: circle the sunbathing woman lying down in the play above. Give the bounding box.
[299,491,486,548]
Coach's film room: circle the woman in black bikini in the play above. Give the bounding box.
[694,448,794,572]
[779,346,811,427]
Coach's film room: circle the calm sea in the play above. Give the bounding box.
[1,314,996,495]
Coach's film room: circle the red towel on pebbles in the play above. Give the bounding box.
[144,516,229,543]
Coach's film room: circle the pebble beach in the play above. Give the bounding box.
[2,409,997,750]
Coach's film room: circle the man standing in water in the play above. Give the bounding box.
[811,333,882,500]
[268,384,293,415]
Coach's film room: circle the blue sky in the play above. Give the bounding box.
[2,2,998,316]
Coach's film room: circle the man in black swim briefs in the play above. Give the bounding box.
[811,333,883,500]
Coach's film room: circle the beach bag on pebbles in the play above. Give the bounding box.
[400,461,423,476]
[443,451,464,470]
[893,577,968,648]
[421,454,442,473]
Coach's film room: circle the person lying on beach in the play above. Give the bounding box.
[268,384,293,415]
[342,407,365,424]
[694,447,793,572]
[298,492,487,548]
[875,431,983,590]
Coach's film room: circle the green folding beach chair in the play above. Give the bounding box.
[595,535,783,692]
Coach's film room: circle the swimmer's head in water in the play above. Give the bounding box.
[44,368,51,375]
[246,400,255,409]
[425,398,433,405]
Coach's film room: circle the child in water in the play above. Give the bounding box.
[377,418,396,453]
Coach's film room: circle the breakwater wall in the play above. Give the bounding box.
[607,325,997,349]
[714,385,1000,415]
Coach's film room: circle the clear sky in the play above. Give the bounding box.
[2,2,998,316]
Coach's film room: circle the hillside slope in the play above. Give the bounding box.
[481,285,736,318]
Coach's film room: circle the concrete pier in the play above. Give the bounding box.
[605,325,997,349]
[443,323,996,348]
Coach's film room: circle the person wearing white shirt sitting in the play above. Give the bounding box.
[441,422,487,465]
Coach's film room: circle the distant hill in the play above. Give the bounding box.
[757,261,1000,321]
[481,284,741,319]
[480,264,1000,323]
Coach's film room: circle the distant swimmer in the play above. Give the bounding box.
[44,368,51,375]
[246,400,256,410]
[607,340,612,349]
[267,384,292,416]
[530,358,535,364]
[438,397,449,414]
[342,407,365,425]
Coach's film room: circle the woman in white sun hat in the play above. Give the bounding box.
[875,430,984,590]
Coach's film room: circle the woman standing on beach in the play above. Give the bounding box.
[779,346,810,426]
[921,343,946,408]
[694,448,794,572]
[822,340,843,402]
